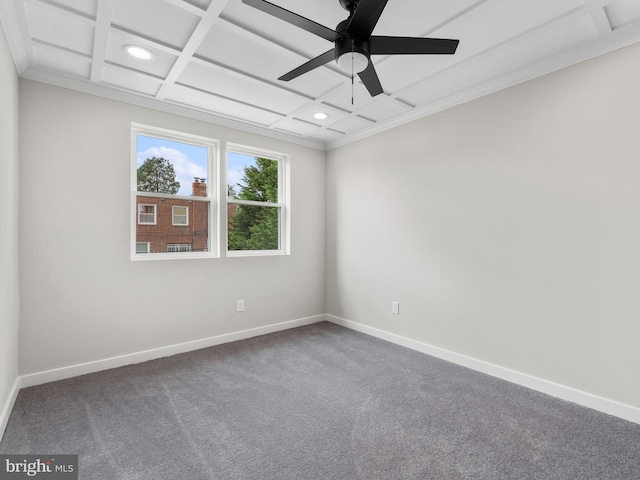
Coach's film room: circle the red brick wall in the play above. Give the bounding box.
[136,195,209,253]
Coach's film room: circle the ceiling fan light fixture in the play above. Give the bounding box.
[124,45,155,61]
[336,51,368,74]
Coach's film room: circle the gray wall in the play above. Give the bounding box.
[0,20,20,428]
[326,43,640,408]
[18,80,326,375]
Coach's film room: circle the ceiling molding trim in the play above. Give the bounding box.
[0,1,29,73]
[326,31,640,150]
[19,68,327,151]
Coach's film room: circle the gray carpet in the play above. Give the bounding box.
[1,322,640,479]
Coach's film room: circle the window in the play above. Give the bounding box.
[172,206,188,226]
[167,244,192,252]
[131,124,218,260]
[138,204,156,225]
[227,144,289,256]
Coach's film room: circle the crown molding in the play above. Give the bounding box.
[326,27,640,150]
[0,1,29,73]
[19,67,328,151]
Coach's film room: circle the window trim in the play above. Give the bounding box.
[131,123,220,261]
[226,143,290,257]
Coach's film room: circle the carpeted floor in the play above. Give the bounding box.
[2,322,640,479]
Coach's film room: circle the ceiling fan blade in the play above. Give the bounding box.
[370,36,459,55]
[358,61,383,97]
[242,0,339,42]
[279,49,335,81]
[347,0,389,38]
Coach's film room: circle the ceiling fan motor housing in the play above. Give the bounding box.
[339,0,360,12]
[335,18,370,60]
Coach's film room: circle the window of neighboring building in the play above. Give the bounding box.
[227,144,290,256]
[172,206,188,226]
[167,244,192,252]
[136,242,150,254]
[138,204,156,224]
[131,124,218,260]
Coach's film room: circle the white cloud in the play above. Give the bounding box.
[227,167,245,193]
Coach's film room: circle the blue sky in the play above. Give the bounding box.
[137,135,256,197]
[227,151,256,196]
[137,135,208,196]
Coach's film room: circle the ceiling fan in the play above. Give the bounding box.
[242,0,460,97]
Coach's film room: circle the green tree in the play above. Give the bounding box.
[228,158,279,251]
[137,157,180,194]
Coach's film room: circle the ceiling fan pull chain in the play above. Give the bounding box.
[351,39,355,105]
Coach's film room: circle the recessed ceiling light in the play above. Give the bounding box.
[124,45,155,60]
[313,112,329,120]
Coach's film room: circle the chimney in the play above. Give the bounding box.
[192,177,207,197]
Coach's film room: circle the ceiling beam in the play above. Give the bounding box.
[90,0,113,83]
[155,0,232,101]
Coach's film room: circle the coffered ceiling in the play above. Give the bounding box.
[2,0,640,150]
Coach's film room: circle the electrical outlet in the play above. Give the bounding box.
[236,299,245,312]
[392,301,399,315]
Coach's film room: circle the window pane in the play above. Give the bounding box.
[136,243,149,254]
[136,199,209,253]
[137,135,208,196]
[138,204,156,224]
[227,152,278,202]
[172,206,188,225]
[228,204,279,251]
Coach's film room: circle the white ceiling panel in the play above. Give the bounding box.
[102,65,163,96]
[355,96,412,123]
[106,30,178,78]
[326,114,374,135]
[290,103,349,126]
[372,53,459,93]
[178,61,308,114]
[165,83,285,126]
[320,80,379,112]
[221,0,345,58]
[195,20,344,99]
[186,0,214,11]
[274,117,327,137]
[373,0,483,37]
[48,0,99,18]
[605,0,640,30]
[25,2,95,56]
[398,14,599,107]
[111,0,200,49]
[4,0,640,149]
[33,44,91,78]
[305,128,345,143]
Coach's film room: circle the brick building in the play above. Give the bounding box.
[136,178,209,253]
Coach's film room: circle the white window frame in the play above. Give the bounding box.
[172,205,189,226]
[131,123,219,261]
[226,143,290,257]
[138,204,156,225]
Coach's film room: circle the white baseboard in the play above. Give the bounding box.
[327,314,640,425]
[20,315,325,389]
[0,377,20,443]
